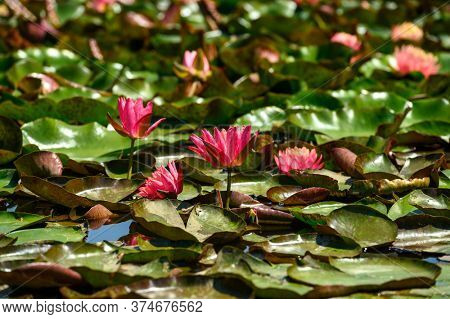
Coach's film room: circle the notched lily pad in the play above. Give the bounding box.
[132,200,246,243]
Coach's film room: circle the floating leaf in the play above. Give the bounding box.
[21,176,139,211]
[61,276,249,299]
[290,170,350,191]
[40,243,121,273]
[253,233,361,258]
[355,153,400,180]
[185,205,246,243]
[0,116,22,165]
[0,262,83,288]
[214,173,282,197]
[0,211,46,235]
[393,226,450,254]
[21,118,129,162]
[131,199,196,241]
[0,169,18,195]
[205,246,313,298]
[234,106,286,132]
[293,204,398,247]
[181,157,226,184]
[14,151,63,177]
[0,98,115,125]
[121,238,203,264]
[266,186,329,205]
[327,206,398,247]
[288,106,395,139]
[288,256,440,298]
[6,225,85,245]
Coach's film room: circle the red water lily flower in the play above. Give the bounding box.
[107,97,165,140]
[124,233,151,246]
[394,45,440,78]
[391,22,423,43]
[138,161,183,200]
[275,147,324,175]
[331,32,362,51]
[189,126,257,168]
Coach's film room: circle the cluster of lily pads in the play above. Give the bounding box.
[0,0,449,298]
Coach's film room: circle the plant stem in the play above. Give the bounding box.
[127,138,136,180]
[225,167,232,210]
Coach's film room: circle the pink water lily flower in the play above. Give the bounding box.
[90,0,116,12]
[275,147,324,175]
[138,161,183,200]
[182,49,211,80]
[331,32,362,51]
[107,97,165,140]
[189,126,257,168]
[391,22,423,43]
[394,45,440,79]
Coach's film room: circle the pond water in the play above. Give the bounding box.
[86,220,133,243]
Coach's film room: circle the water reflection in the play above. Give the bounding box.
[86,219,133,243]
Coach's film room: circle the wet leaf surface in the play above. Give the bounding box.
[288,256,440,298]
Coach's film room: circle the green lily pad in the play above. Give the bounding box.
[214,172,282,197]
[401,98,450,129]
[293,204,398,247]
[327,205,398,247]
[289,105,396,139]
[132,200,246,243]
[290,170,350,191]
[234,106,286,132]
[60,276,249,299]
[408,190,450,217]
[0,98,116,125]
[181,157,227,184]
[121,238,203,264]
[266,186,330,205]
[355,153,400,180]
[131,199,196,241]
[76,258,174,288]
[21,176,139,211]
[253,233,361,258]
[393,226,450,254]
[288,256,440,298]
[185,205,246,243]
[0,169,18,195]
[0,211,46,235]
[6,225,85,245]
[21,118,129,162]
[205,246,313,298]
[39,242,121,273]
[178,181,202,201]
[14,151,63,177]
